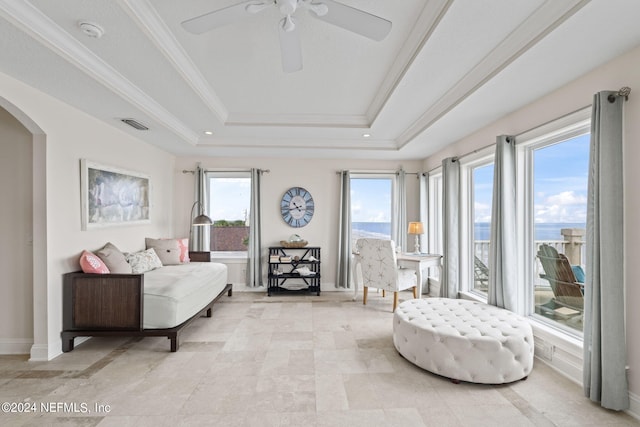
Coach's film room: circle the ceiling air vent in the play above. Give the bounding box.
[120,118,149,131]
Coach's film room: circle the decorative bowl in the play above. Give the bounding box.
[280,240,308,248]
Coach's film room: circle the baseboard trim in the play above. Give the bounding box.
[628,391,640,420]
[29,343,49,361]
[0,338,33,355]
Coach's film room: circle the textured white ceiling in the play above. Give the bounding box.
[1,0,640,160]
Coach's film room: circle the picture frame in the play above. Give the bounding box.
[80,159,151,230]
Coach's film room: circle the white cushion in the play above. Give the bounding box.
[393,298,534,384]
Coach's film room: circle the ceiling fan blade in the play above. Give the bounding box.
[278,19,303,73]
[309,0,391,41]
[181,1,256,34]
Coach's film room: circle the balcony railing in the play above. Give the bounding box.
[474,227,585,279]
[470,228,585,332]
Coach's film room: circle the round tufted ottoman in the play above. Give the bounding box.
[393,298,534,384]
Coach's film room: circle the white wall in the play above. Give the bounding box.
[173,157,424,289]
[423,45,640,412]
[0,106,33,353]
[0,70,176,360]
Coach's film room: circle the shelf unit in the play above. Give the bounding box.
[268,246,321,296]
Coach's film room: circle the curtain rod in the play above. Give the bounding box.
[336,170,421,176]
[182,168,270,174]
[608,86,631,102]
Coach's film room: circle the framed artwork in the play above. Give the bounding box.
[80,159,151,230]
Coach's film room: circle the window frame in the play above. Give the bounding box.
[204,170,252,255]
[349,172,397,244]
[459,147,495,296]
[515,107,591,337]
[427,168,443,258]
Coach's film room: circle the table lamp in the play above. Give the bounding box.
[408,222,424,254]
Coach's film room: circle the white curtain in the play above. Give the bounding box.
[440,158,459,298]
[336,171,352,288]
[583,91,628,410]
[190,165,210,252]
[246,168,262,287]
[394,169,407,252]
[488,135,518,312]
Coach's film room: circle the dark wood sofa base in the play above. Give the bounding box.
[62,275,232,353]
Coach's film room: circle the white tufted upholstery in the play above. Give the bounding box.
[353,238,417,312]
[393,298,534,384]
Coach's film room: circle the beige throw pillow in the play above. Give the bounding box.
[96,242,132,274]
[145,238,181,265]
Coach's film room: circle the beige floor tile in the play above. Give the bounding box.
[0,292,637,426]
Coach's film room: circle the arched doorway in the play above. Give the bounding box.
[0,97,47,360]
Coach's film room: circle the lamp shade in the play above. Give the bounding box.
[192,213,213,226]
[408,222,424,235]
[190,201,213,226]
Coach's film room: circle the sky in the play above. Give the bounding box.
[351,178,392,222]
[208,177,251,221]
[474,133,590,225]
[207,134,589,227]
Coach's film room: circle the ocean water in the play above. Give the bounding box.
[352,221,586,241]
[474,222,586,241]
[352,222,391,239]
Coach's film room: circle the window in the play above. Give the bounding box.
[460,152,494,295]
[206,172,251,253]
[528,133,589,333]
[428,171,443,258]
[471,162,494,294]
[350,175,394,248]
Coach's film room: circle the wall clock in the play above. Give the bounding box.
[281,187,314,227]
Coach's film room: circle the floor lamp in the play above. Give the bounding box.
[190,201,212,252]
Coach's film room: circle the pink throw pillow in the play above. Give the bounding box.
[176,238,190,263]
[80,250,110,274]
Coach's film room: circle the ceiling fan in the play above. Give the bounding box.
[181,0,392,73]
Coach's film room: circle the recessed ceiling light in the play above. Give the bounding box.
[204,131,213,135]
[362,133,371,138]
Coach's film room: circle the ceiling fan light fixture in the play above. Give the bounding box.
[278,0,298,15]
[281,15,296,32]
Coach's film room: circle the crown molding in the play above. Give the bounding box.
[197,136,397,151]
[0,0,199,144]
[366,0,453,124]
[118,0,228,124]
[225,113,370,128]
[394,0,590,149]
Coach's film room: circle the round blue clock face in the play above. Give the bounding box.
[281,187,314,227]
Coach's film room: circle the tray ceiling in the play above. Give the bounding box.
[1,0,640,159]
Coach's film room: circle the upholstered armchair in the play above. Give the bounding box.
[353,238,417,312]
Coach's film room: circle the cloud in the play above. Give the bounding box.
[474,201,492,223]
[546,191,587,206]
[535,191,587,223]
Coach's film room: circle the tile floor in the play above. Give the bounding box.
[0,290,638,426]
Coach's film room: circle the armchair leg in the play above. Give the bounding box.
[393,292,399,312]
[363,287,368,305]
[382,290,386,298]
[412,286,417,299]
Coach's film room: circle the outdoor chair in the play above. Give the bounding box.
[474,256,489,291]
[536,244,584,317]
[353,238,417,312]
